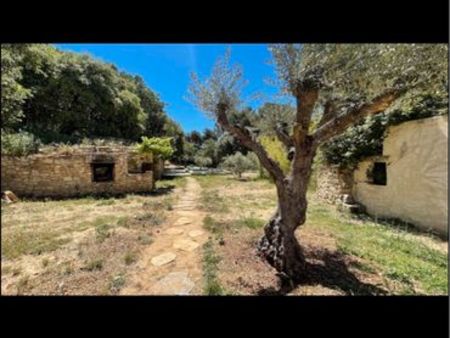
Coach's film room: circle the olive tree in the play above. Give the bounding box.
[188,44,448,283]
[220,151,258,179]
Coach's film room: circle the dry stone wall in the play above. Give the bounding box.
[314,165,353,204]
[1,146,154,198]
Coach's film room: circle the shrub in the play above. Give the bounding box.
[135,136,174,159]
[1,131,41,156]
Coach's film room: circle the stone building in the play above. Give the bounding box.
[1,145,159,198]
[316,115,448,236]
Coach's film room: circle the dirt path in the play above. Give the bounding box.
[120,177,208,295]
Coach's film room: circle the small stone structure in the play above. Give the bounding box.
[315,165,353,205]
[1,145,155,198]
[315,115,448,236]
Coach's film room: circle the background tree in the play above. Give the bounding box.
[220,151,258,179]
[188,45,448,284]
[1,44,172,144]
[194,155,213,167]
[163,118,185,163]
[1,44,32,131]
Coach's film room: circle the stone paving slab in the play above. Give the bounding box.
[149,271,195,295]
[188,230,204,238]
[174,217,192,225]
[150,252,177,266]
[166,227,185,235]
[173,238,200,252]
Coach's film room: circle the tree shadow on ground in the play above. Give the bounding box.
[257,248,388,296]
[148,185,176,196]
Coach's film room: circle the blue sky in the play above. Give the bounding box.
[56,44,284,133]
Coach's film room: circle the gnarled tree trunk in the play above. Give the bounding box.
[257,147,316,281]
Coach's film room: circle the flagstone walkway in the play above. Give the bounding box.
[120,177,208,295]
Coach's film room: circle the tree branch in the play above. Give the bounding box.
[216,104,285,183]
[275,122,294,149]
[312,89,403,146]
[318,99,337,127]
[292,87,319,146]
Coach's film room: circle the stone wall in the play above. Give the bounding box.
[153,157,165,180]
[1,146,154,198]
[314,165,353,204]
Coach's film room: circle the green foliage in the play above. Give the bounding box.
[322,94,448,169]
[270,44,448,105]
[259,136,290,177]
[1,131,41,156]
[1,45,32,130]
[1,44,169,143]
[220,151,258,178]
[163,119,184,163]
[135,136,174,160]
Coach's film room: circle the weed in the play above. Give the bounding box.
[83,259,104,271]
[109,274,126,293]
[95,224,112,242]
[124,252,137,265]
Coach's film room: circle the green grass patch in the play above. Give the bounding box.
[235,216,266,229]
[2,229,71,259]
[202,240,225,295]
[307,202,448,295]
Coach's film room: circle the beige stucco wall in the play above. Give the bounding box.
[353,115,448,236]
[1,146,154,198]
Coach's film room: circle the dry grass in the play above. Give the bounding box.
[1,179,182,295]
[195,174,448,296]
